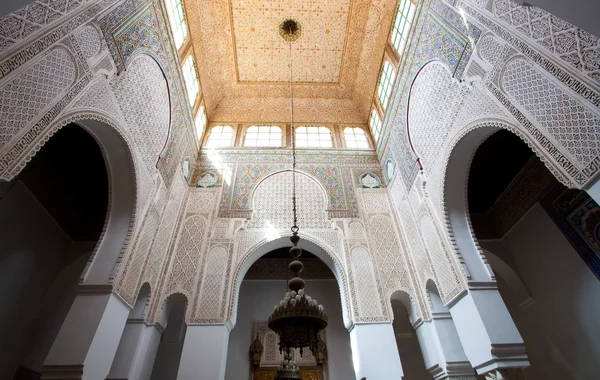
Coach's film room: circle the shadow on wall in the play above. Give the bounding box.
[470,130,600,380]
[0,123,108,379]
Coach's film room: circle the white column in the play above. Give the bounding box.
[176,325,230,380]
[349,323,404,380]
[585,178,600,205]
[131,325,162,380]
[449,289,529,375]
[42,293,130,380]
[106,319,162,380]
[414,317,476,379]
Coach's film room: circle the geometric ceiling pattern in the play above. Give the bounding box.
[232,0,350,84]
[184,0,398,124]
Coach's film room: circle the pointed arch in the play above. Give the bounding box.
[441,119,576,285]
[228,233,352,330]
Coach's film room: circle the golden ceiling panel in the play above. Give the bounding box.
[184,0,397,124]
[231,0,351,84]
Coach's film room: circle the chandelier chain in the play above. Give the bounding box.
[289,41,298,232]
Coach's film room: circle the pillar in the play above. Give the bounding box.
[349,323,404,380]
[585,178,600,205]
[42,292,130,379]
[106,319,162,380]
[449,289,529,375]
[176,325,231,380]
[413,318,476,379]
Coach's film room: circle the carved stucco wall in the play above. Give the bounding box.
[373,0,600,302]
[3,0,597,335]
[382,0,600,195]
[143,164,464,326]
[0,0,197,307]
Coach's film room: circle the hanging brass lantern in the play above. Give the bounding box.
[268,14,328,380]
[268,233,328,356]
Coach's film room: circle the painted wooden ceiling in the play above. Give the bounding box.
[183,0,397,124]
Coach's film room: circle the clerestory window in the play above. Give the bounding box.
[206,125,234,148]
[377,61,396,111]
[165,0,188,50]
[244,125,283,147]
[195,107,207,142]
[369,110,382,143]
[344,127,370,149]
[182,55,200,106]
[391,0,417,56]
[295,126,333,148]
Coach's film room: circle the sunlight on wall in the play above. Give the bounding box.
[206,149,232,186]
[350,330,361,373]
[264,221,281,241]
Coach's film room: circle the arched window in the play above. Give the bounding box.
[165,0,188,50]
[195,107,206,142]
[206,125,234,148]
[386,159,395,180]
[378,61,396,110]
[182,55,199,106]
[344,127,370,149]
[244,125,282,147]
[295,126,333,148]
[391,0,416,56]
[369,110,382,142]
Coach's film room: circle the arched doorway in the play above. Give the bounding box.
[224,238,354,380]
[0,123,108,379]
[467,129,600,379]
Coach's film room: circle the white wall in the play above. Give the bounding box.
[225,279,354,380]
[481,203,600,380]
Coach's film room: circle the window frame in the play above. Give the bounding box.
[295,126,334,148]
[390,0,417,57]
[377,60,396,111]
[182,54,200,107]
[195,106,207,144]
[369,109,383,143]
[165,0,189,50]
[243,125,283,147]
[343,127,371,149]
[205,125,235,148]
[386,159,396,181]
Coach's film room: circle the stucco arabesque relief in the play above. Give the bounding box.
[0,0,203,307]
[127,149,430,325]
[183,0,398,124]
[373,0,600,311]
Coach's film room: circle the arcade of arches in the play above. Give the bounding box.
[0,0,599,379]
